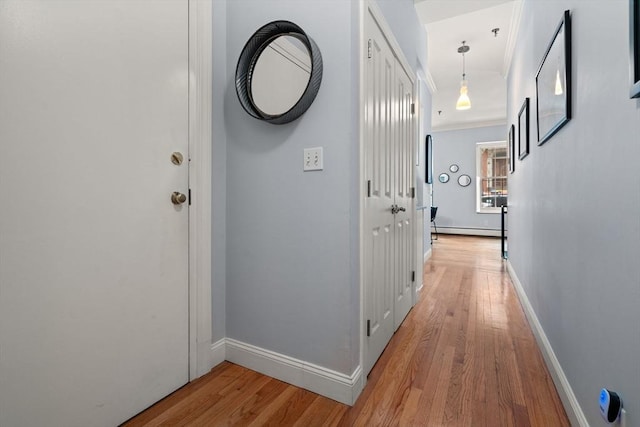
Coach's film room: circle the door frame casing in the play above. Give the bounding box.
[188,0,214,380]
[359,0,417,383]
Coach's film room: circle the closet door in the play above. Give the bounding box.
[363,9,416,376]
[393,64,415,330]
[363,12,396,376]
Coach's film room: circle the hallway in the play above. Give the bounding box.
[125,236,569,426]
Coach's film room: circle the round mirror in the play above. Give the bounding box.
[438,173,450,183]
[458,174,471,187]
[250,35,311,116]
[449,164,459,173]
[236,21,323,124]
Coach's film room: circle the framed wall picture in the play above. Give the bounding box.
[518,98,530,160]
[508,124,515,173]
[535,10,572,145]
[425,134,433,184]
[631,0,640,98]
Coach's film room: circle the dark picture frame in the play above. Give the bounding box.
[535,10,571,145]
[518,98,530,160]
[425,134,433,184]
[631,0,640,98]
[508,124,515,173]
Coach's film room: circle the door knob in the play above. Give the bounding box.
[171,191,187,205]
[391,204,406,215]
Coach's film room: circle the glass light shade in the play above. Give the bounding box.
[456,80,471,110]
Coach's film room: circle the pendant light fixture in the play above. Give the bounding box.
[456,41,471,110]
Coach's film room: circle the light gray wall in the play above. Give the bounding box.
[508,1,640,425]
[224,0,358,375]
[431,125,505,232]
[220,0,427,377]
[375,0,428,74]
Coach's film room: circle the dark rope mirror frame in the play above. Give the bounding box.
[235,20,323,125]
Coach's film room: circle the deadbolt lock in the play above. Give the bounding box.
[171,152,184,165]
[171,191,187,205]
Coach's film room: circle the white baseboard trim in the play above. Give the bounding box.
[506,262,588,427]
[416,249,432,295]
[210,338,226,368]
[432,227,501,237]
[221,338,363,405]
[424,247,432,263]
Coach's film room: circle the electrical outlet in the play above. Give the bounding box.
[303,147,323,171]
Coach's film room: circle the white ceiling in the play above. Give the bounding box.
[414,0,519,131]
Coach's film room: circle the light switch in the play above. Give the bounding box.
[303,147,323,171]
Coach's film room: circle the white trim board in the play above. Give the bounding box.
[188,0,214,380]
[223,339,364,406]
[506,262,588,427]
[416,248,432,294]
[366,1,416,83]
[502,0,524,78]
[432,227,501,237]
[432,118,507,133]
[357,0,367,406]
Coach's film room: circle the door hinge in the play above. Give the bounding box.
[367,39,372,59]
[411,187,415,198]
[188,188,192,206]
[411,102,415,115]
[366,319,371,337]
[367,180,371,197]
[411,271,416,282]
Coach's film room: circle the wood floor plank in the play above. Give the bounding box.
[124,235,570,427]
[250,388,317,427]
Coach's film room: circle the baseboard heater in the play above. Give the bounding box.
[430,226,501,237]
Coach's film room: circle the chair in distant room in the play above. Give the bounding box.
[430,206,438,243]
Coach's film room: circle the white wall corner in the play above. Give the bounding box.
[506,261,589,427]
[225,338,363,405]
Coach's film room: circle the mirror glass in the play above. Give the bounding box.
[449,164,459,173]
[458,174,472,187]
[251,36,312,116]
[438,173,450,183]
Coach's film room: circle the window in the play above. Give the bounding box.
[476,141,508,213]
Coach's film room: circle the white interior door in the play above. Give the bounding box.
[363,13,395,376]
[393,66,415,330]
[0,2,190,426]
[363,10,415,376]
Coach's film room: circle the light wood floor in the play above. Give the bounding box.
[124,235,569,426]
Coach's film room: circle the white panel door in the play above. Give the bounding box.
[364,10,416,376]
[363,14,396,376]
[393,65,415,330]
[0,2,190,426]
